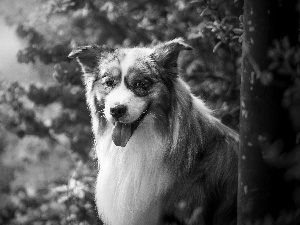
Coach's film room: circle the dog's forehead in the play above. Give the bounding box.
[119,48,154,75]
[99,53,120,75]
[99,47,154,77]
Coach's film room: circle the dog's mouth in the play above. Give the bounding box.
[112,105,150,147]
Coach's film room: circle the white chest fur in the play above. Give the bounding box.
[95,117,172,225]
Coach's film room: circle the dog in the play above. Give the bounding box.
[68,38,238,225]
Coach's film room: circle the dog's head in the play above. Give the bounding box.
[69,38,193,147]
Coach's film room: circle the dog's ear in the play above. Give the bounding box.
[151,38,193,75]
[68,45,113,73]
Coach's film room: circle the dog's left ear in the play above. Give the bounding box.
[68,45,113,73]
[151,38,193,74]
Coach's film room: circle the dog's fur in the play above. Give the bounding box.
[69,38,238,225]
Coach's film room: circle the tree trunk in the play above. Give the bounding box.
[238,0,299,223]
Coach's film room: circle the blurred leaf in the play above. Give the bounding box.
[200,7,212,16]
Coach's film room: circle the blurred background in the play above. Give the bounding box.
[0,0,243,224]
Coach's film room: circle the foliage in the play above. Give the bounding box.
[1,0,298,224]
[257,38,300,225]
[264,38,300,112]
[0,0,243,223]
[239,2,300,221]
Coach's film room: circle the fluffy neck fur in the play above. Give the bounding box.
[95,116,171,225]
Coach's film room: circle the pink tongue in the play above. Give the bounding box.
[112,122,133,147]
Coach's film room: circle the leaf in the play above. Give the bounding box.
[260,71,273,86]
[238,33,244,42]
[232,28,243,34]
[200,8,212,17]
[188,32,204,39]
[213,41,222,53]
[189,0,206,7]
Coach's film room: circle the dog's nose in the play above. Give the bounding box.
[110,105,127,119]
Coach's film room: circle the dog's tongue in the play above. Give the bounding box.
[112,122,133,147]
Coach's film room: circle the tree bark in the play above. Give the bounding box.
[238,0,299,223]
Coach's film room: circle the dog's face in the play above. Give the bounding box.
[69,38,192,147]
[101,48,154,124]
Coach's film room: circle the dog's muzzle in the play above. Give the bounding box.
[111,104,150,147]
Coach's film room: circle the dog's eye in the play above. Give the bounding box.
[133,80,152,91]
[102,79,115,88]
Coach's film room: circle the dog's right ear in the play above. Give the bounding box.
[151,38,193,76]
[68,45,113,73]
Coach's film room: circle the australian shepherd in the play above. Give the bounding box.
[69,38,238,225]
